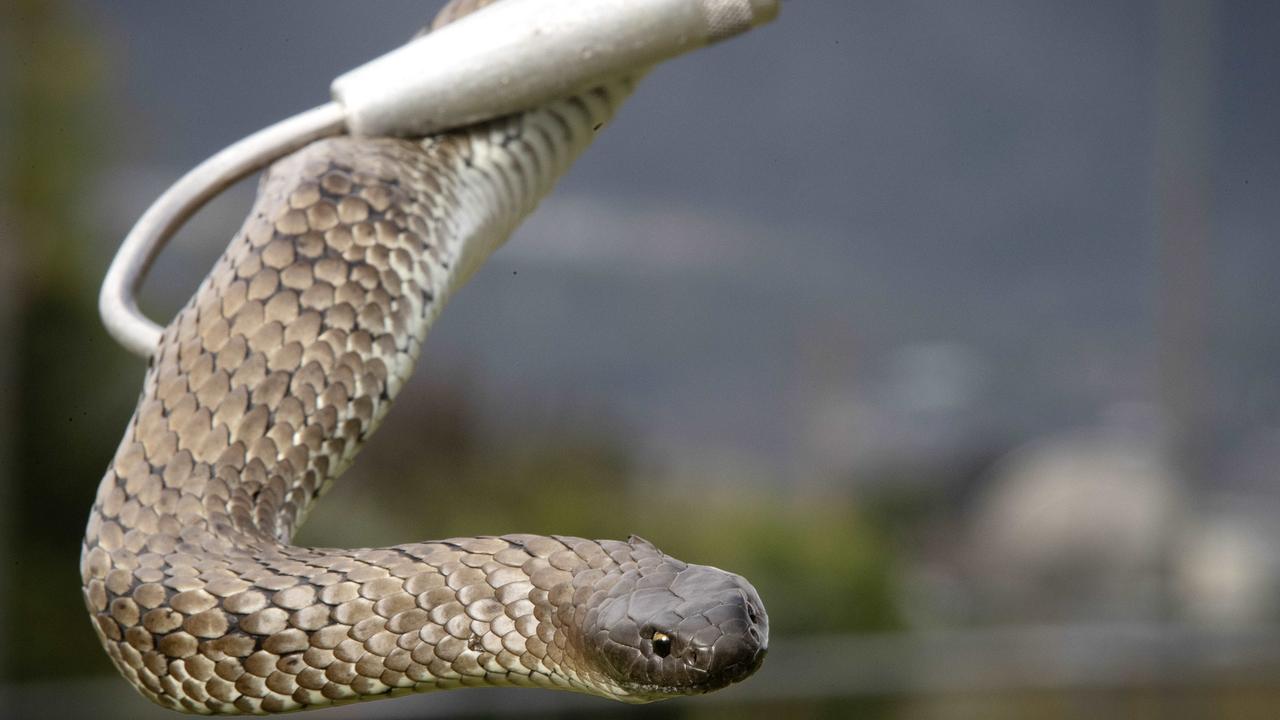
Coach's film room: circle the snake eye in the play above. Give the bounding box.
[651,631,672,658]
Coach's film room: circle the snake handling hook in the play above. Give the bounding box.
[98,0,779,359]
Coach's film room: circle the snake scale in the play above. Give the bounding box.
[81,0,768,714]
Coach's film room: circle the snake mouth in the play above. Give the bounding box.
[710,642,769,688]
[613,643,768,701]
[677,642,769,696]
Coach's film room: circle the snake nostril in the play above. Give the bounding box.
[735,590,760,626]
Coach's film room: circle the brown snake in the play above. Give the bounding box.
[81,0,768,714]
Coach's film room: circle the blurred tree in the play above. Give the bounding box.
[1,0,138,681]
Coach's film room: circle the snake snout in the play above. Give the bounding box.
[680,582,769,690]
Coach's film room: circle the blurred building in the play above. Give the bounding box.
[967,429,1181,623]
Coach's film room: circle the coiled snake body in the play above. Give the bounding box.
[81,1,768,714]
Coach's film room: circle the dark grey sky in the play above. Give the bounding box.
[73,1,1280,484]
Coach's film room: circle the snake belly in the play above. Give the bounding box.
[81,2,768,715]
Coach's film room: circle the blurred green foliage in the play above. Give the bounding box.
[2,0,142,683]
[299,377,904,639]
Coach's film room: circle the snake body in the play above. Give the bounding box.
[81,1,767,714]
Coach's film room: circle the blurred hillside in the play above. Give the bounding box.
[4,1,1280,719]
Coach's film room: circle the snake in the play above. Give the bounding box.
[80,0,768,714]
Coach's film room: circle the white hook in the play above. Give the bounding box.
[100,0,779,358]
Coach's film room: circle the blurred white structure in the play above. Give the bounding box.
[1175,504,1279,627]
[968,430,1182,622]
[966,428,1280,627]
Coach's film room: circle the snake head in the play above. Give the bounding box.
[577,536,769,702]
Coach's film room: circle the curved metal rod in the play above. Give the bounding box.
[99,102,347,358]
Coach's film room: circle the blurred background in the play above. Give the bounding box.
[3,0,1280,718]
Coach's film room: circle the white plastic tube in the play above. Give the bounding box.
[333,0,779,137]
